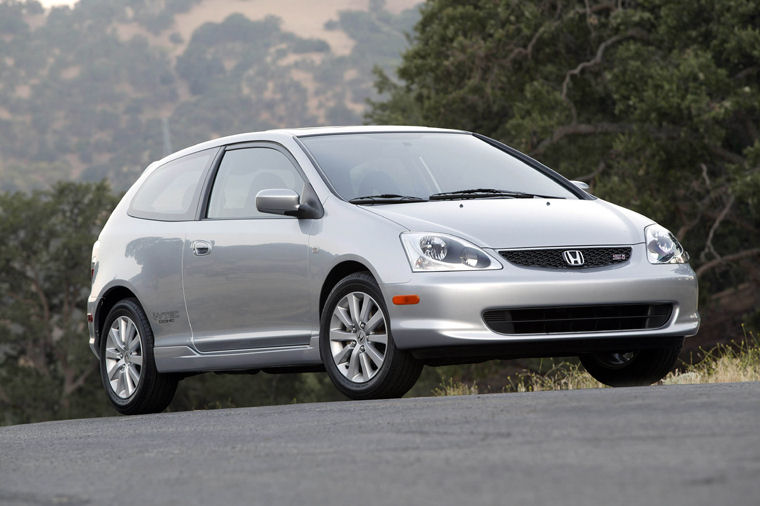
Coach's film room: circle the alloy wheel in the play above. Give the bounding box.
[329,291,388,383]
[104,316,143,398]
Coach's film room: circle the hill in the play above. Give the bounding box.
[0,0,420,190]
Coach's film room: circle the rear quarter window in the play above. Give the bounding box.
[129,148,216,221]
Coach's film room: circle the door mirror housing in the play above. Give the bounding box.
[571,180,590,191]
[256,189,301,216]
[255,188,323,219]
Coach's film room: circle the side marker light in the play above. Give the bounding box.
[392,295,420,305]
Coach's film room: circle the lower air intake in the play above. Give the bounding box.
[483,303,673,334]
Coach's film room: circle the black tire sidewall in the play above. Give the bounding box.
[320,273,400,397]
[580,341,683,387]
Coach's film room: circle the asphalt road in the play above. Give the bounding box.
[1,382,759,506]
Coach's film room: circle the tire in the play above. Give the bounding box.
[579,339,684,387]
[99,298,178,414]
[320,272,422,400]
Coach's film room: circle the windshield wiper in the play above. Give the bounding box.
[429,188,563,200]
[349,194,428,204]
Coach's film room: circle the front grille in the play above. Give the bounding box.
[483,303,673,334]
[499,247,632,269]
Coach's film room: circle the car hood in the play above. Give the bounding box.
[363,198,653,249]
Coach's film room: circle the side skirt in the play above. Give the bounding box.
[154,336,322,373]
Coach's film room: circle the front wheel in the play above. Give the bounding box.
[320,272,422,399]
[579,339,684,387]
[99,298,178,414]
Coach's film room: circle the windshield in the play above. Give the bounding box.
[298,132,578,202]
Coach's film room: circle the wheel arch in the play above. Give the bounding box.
[94,285,141,358]
[319,260,376,317]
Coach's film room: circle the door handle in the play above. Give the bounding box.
[191,240,212,256]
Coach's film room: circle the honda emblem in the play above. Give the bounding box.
[563,250,585,266]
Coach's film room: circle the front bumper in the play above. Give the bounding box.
[383,246,699,351]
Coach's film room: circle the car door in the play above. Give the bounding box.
[183,143,314,352]
[123,147,218,349]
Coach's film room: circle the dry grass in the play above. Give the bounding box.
[508,361,604,392]
[432,377,479,396]
[663,335,760,385]
[433,329,760,396]
[432,361,602,397]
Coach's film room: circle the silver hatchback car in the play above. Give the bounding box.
[88,126,699,414]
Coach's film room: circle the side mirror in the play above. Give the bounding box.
[571,180,590,191]
[256,189,301,217]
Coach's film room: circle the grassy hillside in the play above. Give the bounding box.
[0,0,420,190]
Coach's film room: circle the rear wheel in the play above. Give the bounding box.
[99,298,178,414]
[579,339,683,387]
[320,272,422,399]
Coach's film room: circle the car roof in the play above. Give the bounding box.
[276,125,465,137]
[150,125,468,169]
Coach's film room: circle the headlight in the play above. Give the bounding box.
[645,224,689,264]
[400,232,502,272]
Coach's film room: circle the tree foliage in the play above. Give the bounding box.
[0,181,119,423]
[367,0,760,343]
